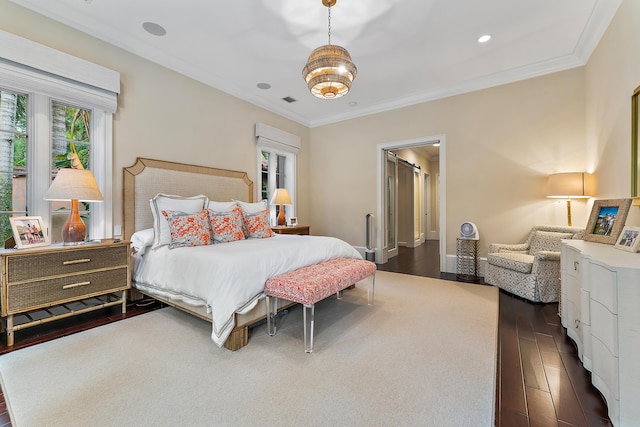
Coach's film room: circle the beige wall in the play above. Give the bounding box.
[0,0,311,233]
[585,0,640,225]
[310,69,587,259]
[3,0,637,266]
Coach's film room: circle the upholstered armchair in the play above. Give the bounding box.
[485,225,583,303]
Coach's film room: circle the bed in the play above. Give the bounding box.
[123,158,362,350]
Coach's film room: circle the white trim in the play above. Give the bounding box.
[376,135,446,272]
[255,123,300,154]
[0,29,120,95]
[0,30,119,113]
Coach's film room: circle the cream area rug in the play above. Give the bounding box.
[0,271,498,427]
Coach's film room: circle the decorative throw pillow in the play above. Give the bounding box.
[234,199,268,214]
[161,210,211,249]
[208,206,246,243]
[529,231,574,255]
[243,209,274,239]
[149,193,208,248]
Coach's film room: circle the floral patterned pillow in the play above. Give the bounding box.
[161,210,211,249]
[208,206,246,243]
[243,209,274,239]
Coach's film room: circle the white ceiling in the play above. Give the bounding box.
[11,0,621,128]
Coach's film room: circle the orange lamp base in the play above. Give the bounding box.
[277,204,286,226]
[62,199,87,245]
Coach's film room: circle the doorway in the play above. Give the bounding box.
[376,135,446,271]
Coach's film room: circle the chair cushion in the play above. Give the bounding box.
[487,252,535,274]
[529,231,574,255]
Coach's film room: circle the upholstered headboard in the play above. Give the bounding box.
[123,158,254,239]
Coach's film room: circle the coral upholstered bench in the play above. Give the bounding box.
[264,258,377,353]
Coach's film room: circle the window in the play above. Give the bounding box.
[260,148,292,221]
[255,123,300,225]
[0,30,119,244]
[50,101,94,242]
[0,89,27,243]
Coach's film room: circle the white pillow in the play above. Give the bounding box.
[131,228,154,255]
[207,200,237,212]
[234,199,267,214]
[150,193,208,248]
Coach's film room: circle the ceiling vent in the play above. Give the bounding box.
[282,96,297,103]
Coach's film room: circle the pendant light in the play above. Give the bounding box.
[302,0,357,99]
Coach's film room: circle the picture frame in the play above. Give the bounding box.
[583,199,632,244]
[9,216,50,249]
[614,225,640,252]
[288,216,298,227]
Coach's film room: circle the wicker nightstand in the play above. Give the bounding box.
[0,239,130,346]
[271,225,310,235]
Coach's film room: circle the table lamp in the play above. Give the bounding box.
[269,188,292,226]
[547,172,593,226]
[44,168,104,244]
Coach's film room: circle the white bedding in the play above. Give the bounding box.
[132,234,362,346]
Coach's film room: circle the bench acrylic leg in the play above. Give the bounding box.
[336,289,343,299]
[266,296,278,336]
[303,303,315,353]
[368,274,376,305]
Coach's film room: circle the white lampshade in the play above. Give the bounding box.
[269,188,292,206]
[547,173,593,198]
[44,168,104,202]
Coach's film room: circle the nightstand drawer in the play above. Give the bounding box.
[5,245,129,283]
[6,267,129,314]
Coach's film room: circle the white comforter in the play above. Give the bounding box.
[132,234,362,346]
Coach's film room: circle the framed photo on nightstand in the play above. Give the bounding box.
[10,216,50,249]
[288,216,298,226]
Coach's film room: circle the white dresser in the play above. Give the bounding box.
[561,240,640,427]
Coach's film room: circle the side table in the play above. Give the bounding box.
[271,225,310,235]
[456,238,479,282]
[1,239,130,346]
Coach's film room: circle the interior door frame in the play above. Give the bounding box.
[376,135,446,270]
[385,151,399,259]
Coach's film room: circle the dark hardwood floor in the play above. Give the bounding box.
[0,241,611,426]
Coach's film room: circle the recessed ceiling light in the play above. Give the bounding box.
[478,34,491,43]
[142,22,167,37]
[257,83,271,90]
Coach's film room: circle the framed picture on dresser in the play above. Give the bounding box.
[9,216,50,249]
[583,198,631,244]
[614,225,640,252]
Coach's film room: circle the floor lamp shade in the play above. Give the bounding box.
[269,188,292,226]
[547,173,593,226]
[44,169,104,244]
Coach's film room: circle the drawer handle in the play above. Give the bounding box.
[573,261,579,271]
[575,319,580,329]
[63,258,91,265]
[62,281,91,290]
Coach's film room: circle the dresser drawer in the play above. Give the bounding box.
[591,336,619,401]
[591,299,618,356]
[563,246,581,280]
[5,245,129,283]
[589,263,617,314]
[6,267,129,314]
